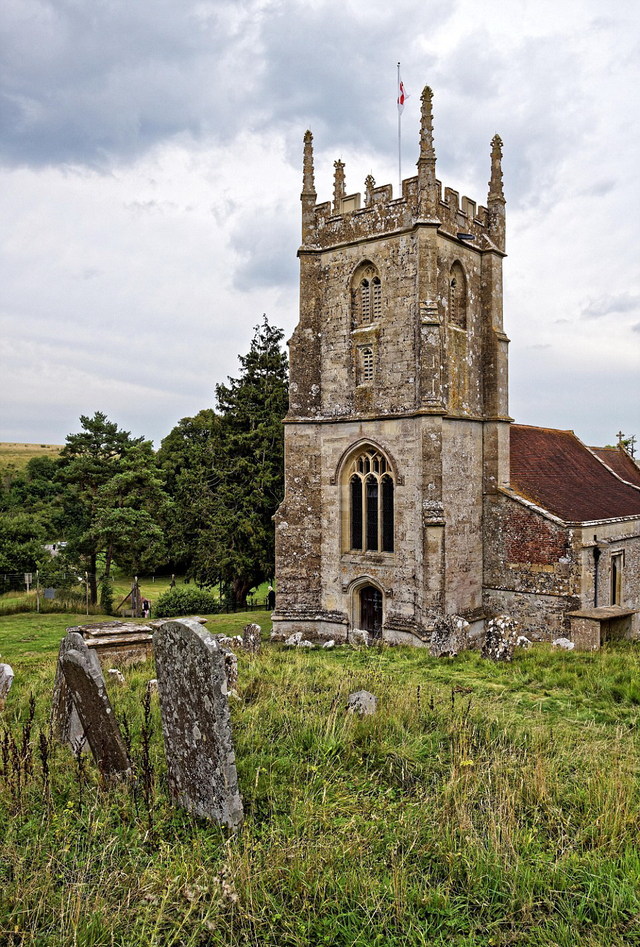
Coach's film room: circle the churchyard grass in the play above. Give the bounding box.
[1,613,640,946]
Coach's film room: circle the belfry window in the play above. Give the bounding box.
[351,263,382,327]
[358,346,374,385]
[348,449,394,552]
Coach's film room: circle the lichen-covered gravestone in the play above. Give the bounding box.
[51,631,104,751]
[60,649,131,780]
[0,664,14,711]
[242,622,262,654]
[346,690,377,716]
[430,615,470,657]
[153,619,244,829]
[481,616,519,662]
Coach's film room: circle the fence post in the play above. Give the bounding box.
[36,570,40,613]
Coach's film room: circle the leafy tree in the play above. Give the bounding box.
[57,412,169,603]
[159,317,288,605]
[0,511,52,574]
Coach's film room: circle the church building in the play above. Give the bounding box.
[273,87,640,648]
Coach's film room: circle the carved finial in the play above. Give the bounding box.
[487,133,506,251]
[333,159,346,213]
[302,130,316,198]
[364,174,375,206]
[417,85,438,218]
[489,133,504,202]
[419,86,435,162]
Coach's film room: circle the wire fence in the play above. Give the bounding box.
[0,570,271,615]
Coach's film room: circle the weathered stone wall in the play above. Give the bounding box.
[441,419,484,617]
[576,520,640,637]
[483,492,580,638]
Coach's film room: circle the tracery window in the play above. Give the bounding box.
[449,261,467,330]
[348,448,394,552]
[351,263,382,327]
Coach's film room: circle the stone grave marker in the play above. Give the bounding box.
[153,618,244,829]
[482,615,519,662]
[61,649,131,780]
[242,622,262,654]
[51,631,104,751]
[346,690,377,715]
[430,615,470,657]
[0,664,15,711]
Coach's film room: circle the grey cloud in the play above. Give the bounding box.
[0,0,263,168]
[1,0,456,171]
[581,293,640,319]
[632,322,640,333]
[229,203,298,292]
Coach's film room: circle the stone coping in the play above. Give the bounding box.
[566,606,638,620]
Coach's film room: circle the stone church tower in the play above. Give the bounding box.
[273,87,511,644]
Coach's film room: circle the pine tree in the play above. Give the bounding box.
[159,317,288,605]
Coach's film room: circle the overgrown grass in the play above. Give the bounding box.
[1,613,640,945]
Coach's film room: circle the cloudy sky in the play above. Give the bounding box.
[1,0,639,450]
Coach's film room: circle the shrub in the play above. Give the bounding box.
[99,579,114,615]
[153,586,219,618]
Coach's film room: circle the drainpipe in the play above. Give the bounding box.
[593,534,601,607]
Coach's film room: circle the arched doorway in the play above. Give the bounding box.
[359,585,383,638]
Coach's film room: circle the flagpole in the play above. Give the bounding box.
[397,62,402,195]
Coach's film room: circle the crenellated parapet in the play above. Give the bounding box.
[301,171,496,251]
[300,89,505,253]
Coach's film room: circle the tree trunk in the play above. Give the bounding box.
[104,545,113,580]
[232,577,251,609]
[89,553,98,605]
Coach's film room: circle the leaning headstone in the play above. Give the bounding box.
[350,629,370,648]
[482,616,519,662]
[346,690,377,716]
[430,615,470,657]
[242,623,262,654]
[51,631,104,751]
[61,649,131,780]
[0,664,14,711]
[153,619,244,829]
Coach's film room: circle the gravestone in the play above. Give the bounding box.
[153,619,244,829]
[51,631,104,751]
[242,622,262,654]
[482,615,519,662]
[0,664,14,711]
[350,629,370,648]
[61,649,131,780]
[346,690,377,716]
[430,615,470,657]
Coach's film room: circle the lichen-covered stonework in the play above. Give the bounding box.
[153,619,243,829]
[275,88,509,644]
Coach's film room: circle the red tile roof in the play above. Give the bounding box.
[589,447,640,489]
[509,425,640,522]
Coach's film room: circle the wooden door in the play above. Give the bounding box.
[360,585,382,638]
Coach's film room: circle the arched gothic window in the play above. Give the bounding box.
[351,263,382,328]
[449,262,467,330]
[348,448,394,552]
